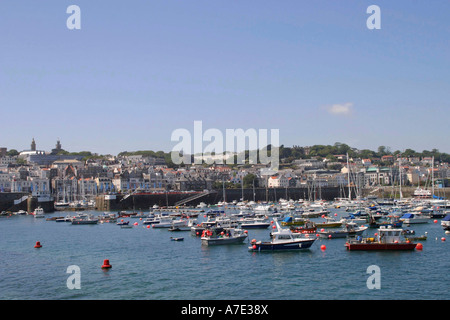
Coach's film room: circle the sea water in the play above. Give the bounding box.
[0,208,448,300]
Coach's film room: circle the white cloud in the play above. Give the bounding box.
[326,102,353,116]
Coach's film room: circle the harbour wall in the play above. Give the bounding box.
[95,187,351,211]
[0,193,55,213]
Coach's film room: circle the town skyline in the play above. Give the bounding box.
[1,1,449,156]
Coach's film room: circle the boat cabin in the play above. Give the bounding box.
[377,226,403,244]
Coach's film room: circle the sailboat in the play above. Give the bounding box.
[55,181,70,210]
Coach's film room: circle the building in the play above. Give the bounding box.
[268,175,289,188]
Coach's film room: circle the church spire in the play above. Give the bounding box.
[31,138,36,151]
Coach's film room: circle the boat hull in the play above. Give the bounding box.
[240,223,270,229]
[201,235,247,246]
[250,239,315,251]
[345,243,417,251]
[71,220,98,225]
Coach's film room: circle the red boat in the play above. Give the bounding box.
[290,221,317,234]
[345,226,417,251]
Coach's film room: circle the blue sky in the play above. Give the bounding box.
[1,1,449,155]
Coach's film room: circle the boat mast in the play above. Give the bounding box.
[399,156,403,201]
[432,156,435,198]
[347,153,351,201]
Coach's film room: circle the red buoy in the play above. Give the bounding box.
[101,259,112,269]
[441,237,446,242]
[416,243,423,250]
[320,245,326,250]
[34,241,42,248]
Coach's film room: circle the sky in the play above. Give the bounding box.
[0,1,449,155]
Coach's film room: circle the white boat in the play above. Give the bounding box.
[441,214,450,231]
[201,227,248,245]
[240,217,271,229]
[317,223,368,239]
[33,207,45,218]
[152,217,174,228]
[249,218,316,251]
[168,219,193,231]
[399,213,430,224]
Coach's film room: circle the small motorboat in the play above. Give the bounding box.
[170,237,184,241]
[71,214,98,225]
[317,223,368,239]
[33,207,45,218]
[201,227,248,246]
[240,217,271,229]
[315,217,342,228]
[117,221,129,226]
[249,218,316,251]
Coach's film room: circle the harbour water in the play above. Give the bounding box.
[0,207,448,300]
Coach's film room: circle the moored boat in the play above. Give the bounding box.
[345,226,417,251]
[318,223,368,239]
[400,213,430,224]
[315,217,342,228]
[441,215,450,231]
[71,214,98,225]
[249,218,316,251]
[201,227,248,245]
[240,217,271,229]
[32,207,45,218]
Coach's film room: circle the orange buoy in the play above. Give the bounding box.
[320,245,326,250]
[101,259,112,269]
[34,241,42,248]
[416,243,423,250]
[146,225,150,229]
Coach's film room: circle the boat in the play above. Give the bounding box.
[201,227,248,245]
[280,216,306,227]
[71,214,99,225]
[98,213,118,223]
[345,226,417,251]
[399,213,430,224]
[152,217,174,228]
[317,223,368,239]
[315,217,342,228]
[441,215,450,231]
[54,201,70,211]
[170,237,184,241]
[290,220,317,234]
[33,207,45,218]
[368,215,403,228]
[240,217,271,229]
[116,220,129,226]
[190,219,218,236]
[249,218,316,251]
[168,219,193,231]
[405,232,428,241]
[142,216,160,225]
[55,215,73,222]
